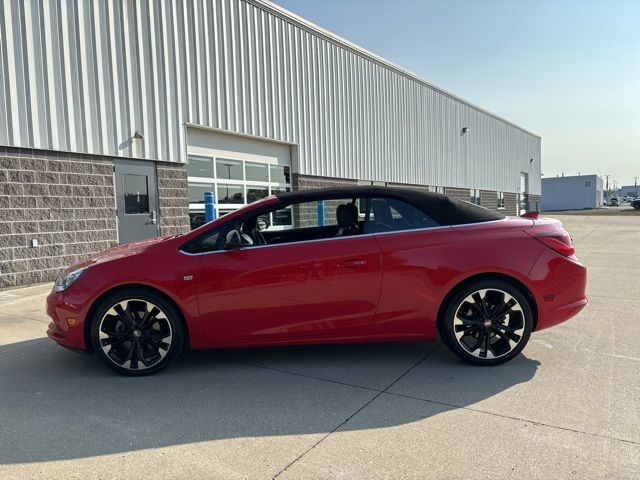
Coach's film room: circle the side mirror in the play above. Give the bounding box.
[224,230,243,250]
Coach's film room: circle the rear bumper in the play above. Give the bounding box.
[529,249,588,331]
[46,290,89,351]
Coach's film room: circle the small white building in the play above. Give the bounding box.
[615,185,640,199]
[541,175,603,211]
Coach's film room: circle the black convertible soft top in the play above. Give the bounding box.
[275,186,505,226]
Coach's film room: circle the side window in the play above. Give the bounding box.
[243,197,366,247]
[368,198,439,233]
[181,222,236,254]
[182,197,368,253]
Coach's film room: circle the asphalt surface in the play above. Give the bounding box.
[0,215,638,479]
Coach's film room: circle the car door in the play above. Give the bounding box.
[195,229,383,342]
[368,197,460,335]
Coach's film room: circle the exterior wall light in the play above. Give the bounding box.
[133,131,144,140]
[462,127,470,134]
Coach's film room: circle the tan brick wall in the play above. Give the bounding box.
[156,163,190,236]
[504,192,519,216]
[0,148,118,289]
[444,187,471,202]
[0,148,191,289]
[480,190,499,211]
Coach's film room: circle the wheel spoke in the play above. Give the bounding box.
[101,336,128,347]
[471,292,487,316]
[143,337,170,351]
[480,330,490,358]
[455,324,481,333]
[494,327,521,343]
[116,341,135,367]
[493,298,517,319]
[114,304,135,329]
[145,331,170,340]
[455,316,483,326]
[495,323,521,334]
[135,341,149,368]
[466,333,484,352]
[139,306,161,330]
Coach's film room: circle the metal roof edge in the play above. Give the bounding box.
[250,0,542,139]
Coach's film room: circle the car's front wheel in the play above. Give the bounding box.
[440,279,533,365]
[90,289,185,376]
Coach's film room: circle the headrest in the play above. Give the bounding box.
[336,203,358,227]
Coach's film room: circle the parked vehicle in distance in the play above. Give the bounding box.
[609,197,619,206]
[631,199,640,210]
[47,186,587,375]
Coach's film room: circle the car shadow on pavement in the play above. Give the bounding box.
[0,338,540,464]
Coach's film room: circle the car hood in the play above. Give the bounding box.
[68,236,173,270]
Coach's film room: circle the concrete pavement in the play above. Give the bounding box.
[0,215,638,479]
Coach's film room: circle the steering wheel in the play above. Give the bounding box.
[240,232,254,245]
[252,227,267,245]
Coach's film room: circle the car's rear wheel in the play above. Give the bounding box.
[440,279,533,365]
[90,289,185,376]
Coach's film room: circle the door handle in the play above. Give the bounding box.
[340,259,367,268]
[146,210,157,225]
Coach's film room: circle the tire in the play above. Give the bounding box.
[440,279,533,366]
[90,289,185,376]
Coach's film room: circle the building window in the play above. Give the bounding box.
[497,191,505,209]
[123,174,149,214]
[470,189,480,205]
[187,155,291,230]
[187,155,214,178]
[217,184,244,204]
[270,165,291,184]
[246,162,269,182]
[216,158,243,180]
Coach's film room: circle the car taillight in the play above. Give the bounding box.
[533,232,575,257]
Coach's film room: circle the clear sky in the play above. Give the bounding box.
[275,0,640,188]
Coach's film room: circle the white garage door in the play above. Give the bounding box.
[186,128,292,230]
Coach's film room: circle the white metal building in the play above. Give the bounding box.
[0,0,541,288]
[541,175,604,211]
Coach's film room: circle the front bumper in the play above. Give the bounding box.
[46,290,89,351]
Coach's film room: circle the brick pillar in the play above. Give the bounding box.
[156,163,190,236]
[444,187,471,202]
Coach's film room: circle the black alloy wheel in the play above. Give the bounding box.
[91,290,185,375]
[441,279,533,365]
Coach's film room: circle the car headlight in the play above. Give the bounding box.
[54,267,88,292]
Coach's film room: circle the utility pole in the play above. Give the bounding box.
[604,175,610,192]
[635,176,638,198]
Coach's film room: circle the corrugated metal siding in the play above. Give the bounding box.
[0,0,541,194]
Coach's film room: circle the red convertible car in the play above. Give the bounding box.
[47,186,587,375]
